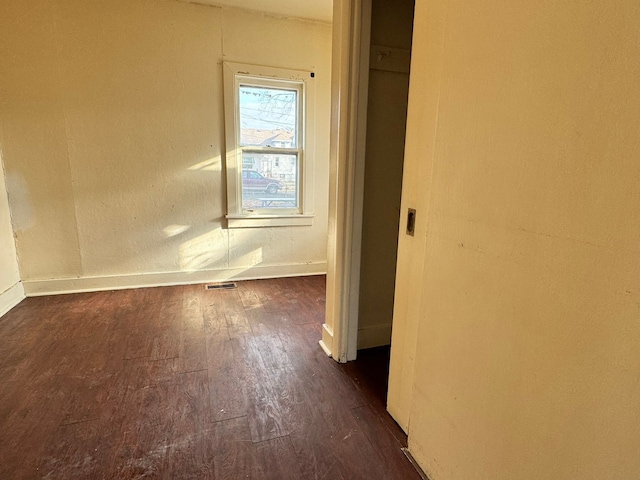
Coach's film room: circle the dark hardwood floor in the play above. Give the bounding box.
[0,275,419,479]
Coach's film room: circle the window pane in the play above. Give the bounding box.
[239,85,298,148]
[241,153,298,210]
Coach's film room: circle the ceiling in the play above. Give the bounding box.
[180,0,333,23]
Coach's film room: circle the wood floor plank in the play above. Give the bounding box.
[181,284,204,333]
[246,308,294,336]
[123,327,155,359]
[247,397,290,445]
[177,287,208,374]
[225,311,252,338]
[150,327,181,361]
[107,288,144,331]
[124,357,180,391]
[57,366,128,426]
[178,329,208,373]
[130,287,166,329]
[164,370,212,478]
[147,289,187,361]
[289,401,384,480]
[202,298,230,336]
[155,285,185,330]
[252,435,304,479]
[207,335,253,422]
[287,304,325,325]
[255,279,290,313]
[247,279,278,311]
[206,288,245,317]
[0,430,57,479]
[246,365,307,443]
[238,281,263,310]
[209,416,255,479]
[109,378,178,478]
[38,419,116,479]
[0,384,67,479]
[351,404,422,479]
[300,357,368,411]
[249,333,293,372]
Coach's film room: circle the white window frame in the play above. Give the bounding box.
[223,62,316,228]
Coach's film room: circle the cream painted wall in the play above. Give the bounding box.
[0,0,331,294]
[357,0,413,349]
[392,0,640,479]
[0,158,23,316]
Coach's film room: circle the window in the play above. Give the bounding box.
[223,62,316,228]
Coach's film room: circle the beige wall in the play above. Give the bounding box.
[391,0,640,478]
[0,158,23,316]
[357,0,413,349]
[0,0,331,294]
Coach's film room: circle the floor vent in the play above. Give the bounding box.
[205,282,237,290]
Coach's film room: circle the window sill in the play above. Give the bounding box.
[226,214,315,228]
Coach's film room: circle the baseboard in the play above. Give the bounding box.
[401,448,431,480]
[319,323,334,358]
[357,323,392,350]
[0,281,25,318]
[23,262,327,297]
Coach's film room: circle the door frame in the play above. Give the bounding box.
[321,0,372,362]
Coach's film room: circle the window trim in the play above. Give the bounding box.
[223,62,316,228]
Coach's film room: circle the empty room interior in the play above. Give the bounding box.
[2,0,640,479]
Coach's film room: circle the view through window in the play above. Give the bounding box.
[239,85,301,211]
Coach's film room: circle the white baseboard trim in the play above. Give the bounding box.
[319,322,334,358]
[357,323,392,350]
[23,262,327,297]
[0,281,25,318]
[318,339,332,357]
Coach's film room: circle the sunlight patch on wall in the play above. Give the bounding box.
[209,248,264,281]
[187,156,222,171]
[163,224,191,238]
[179,228,228,271]
[231,247,263,269]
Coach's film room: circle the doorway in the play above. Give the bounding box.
[357,0,415,351]
[323,0,415,361]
